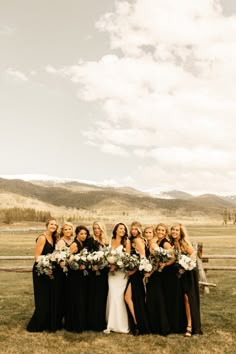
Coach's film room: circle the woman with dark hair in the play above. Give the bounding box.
[64,225,90,332]
[27,218,60,332]
[124,221,149,335]
[104,223,131,334]
[169,223,202,336]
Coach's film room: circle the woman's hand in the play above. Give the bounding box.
[144,272,151,278]
[60,261,65,269]
[79,264,86,270]
[109,264,117,272]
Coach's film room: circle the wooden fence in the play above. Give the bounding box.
[1,243,236,294]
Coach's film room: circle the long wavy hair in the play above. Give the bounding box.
[130,221,146,245]
[75,225,90,239]
[155,223,169,241]
[46,218,59,244]
[169,223,191,253]
[92,221,107,245]
[112,222,129,247]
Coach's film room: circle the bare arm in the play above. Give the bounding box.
[186,241,195,257]
[134,237,146,258]
[34,235,46,259]
[125,239,131,254]
[56,239,64,251]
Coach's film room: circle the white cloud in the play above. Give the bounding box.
[46,0,236,193]
[6,68,29,82]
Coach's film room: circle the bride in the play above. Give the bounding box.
[104,223,131,334]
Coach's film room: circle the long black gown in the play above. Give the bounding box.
[180,263,202,334]
[162,262,186,333]
[55,239,72,329]
[146,238,170,335]
[126,236,150,334]
[64,239,89,332]
[27,237,61,332]
[87,238,108,331]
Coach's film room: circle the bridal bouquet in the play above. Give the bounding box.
[67,248,89,275]
[150,245,173,272]
[103,247,125,274]
[35,254,56,279]
[87,250,108,275]
[175,251,196,277]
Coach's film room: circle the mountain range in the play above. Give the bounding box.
[0,177,235,221]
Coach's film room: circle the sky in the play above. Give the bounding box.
[1,0,236,195]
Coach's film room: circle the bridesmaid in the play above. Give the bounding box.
[56,221,74,251]
[104,223,131,334]
[87,221,109,331]
[55,222,74,328]
[27,218,60,332]
[169,223,202,336]
[144,224,171,335]
[124,221,149,335]
[64,225,90,332]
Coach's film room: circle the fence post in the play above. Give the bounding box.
[197,242,210,294]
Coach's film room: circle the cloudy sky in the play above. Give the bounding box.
[1,0,236,195]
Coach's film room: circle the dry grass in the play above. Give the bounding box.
[0,224,236,353]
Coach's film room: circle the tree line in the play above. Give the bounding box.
[0,208,52,224]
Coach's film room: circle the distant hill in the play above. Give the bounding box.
[0,178,234,219]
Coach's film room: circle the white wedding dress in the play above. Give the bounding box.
[104,245,129,334]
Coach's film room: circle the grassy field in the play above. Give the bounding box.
[0,224,236,354]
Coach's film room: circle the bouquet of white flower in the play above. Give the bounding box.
[67,248,89,276]
[150,245,173,272]
[122,253,140,274]
[51,247,71,273]
[138,257,153,273]
[35,254,56,279]
[87,250,108,275]
[178,254,196,270]
[103,247,125,274]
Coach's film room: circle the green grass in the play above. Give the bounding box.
[0,225,236,353]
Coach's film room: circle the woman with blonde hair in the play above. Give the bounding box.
[169,223,202,336]
[144,223,171,335]
[55,221,75,328]
[87,221,109,331]
[56,221,74,250]
[124,221,149,335]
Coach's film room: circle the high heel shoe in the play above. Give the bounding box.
[131,324,140,336]
[184,326,192,337]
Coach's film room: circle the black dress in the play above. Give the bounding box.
[162,262,186,333]
[146,238,170,335]
[179,261,202,334]
[87,238,108,331]
[126,237,150,334]
[64,239,89,332]
[55,239,72,329]
[27,237,60,332]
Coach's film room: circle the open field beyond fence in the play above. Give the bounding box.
[0,224,236,354]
